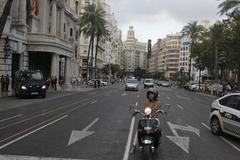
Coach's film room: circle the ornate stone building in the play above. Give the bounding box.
[0,0,80,89]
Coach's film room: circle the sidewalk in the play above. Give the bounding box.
[0,84,95,98]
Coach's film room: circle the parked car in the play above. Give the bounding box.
[144,79,154,88]
[125,79,139,91]
[210,93,240,138]
[14,70,46,98]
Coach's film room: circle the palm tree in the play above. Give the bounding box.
[0,0,13,38]
[218,0,240,16]
[94,7,108,79]
[79,4,97,79]
[79,4,108,79]
[181,21,205,80]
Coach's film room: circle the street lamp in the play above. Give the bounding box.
[4,36,12,63]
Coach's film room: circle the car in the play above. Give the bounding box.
[160,81,170,87]
[125,79,139,91]
[14,70,47,98]
[144,79,154,88]
[210,93,240,138]
[101,79,108,86]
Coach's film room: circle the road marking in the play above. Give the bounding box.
[123,116,136,160]
[167,121,200,153]
[167,96,170,100]
[220,137,240,152]
[0,154,87,160]
[177,105,184,110]
[137,95,139,98]
[176,95,191,100]
[201,123,240,152]
[68,118,99,146]
[130,131,138,154]
[135,102,138,106]
[91,100,97,104]
[0,115,68,150]
[0,114,22,123]
[121,93,127,96]
[201,123,210,130]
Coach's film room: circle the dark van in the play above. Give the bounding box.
[14,70,47,98]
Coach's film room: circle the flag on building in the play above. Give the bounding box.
[32,0,39,16]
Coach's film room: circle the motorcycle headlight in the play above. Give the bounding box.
[21,86,27,90]
[42,85,46,89]
[144,107,152,115]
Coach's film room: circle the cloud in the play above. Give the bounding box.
[107,0,224,43]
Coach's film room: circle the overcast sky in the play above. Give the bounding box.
[107,0,225,44]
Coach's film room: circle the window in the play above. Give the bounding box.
[219,95,240,110]
[75,1,79,14]
[70,28,73,37]
[84,50,87,54]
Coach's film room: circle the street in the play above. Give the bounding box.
[0,84,239,160]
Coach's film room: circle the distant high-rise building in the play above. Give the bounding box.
[123,26,147,73]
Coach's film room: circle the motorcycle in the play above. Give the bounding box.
[130,105,167,160]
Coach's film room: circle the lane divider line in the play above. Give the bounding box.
[123,116,136,160]
[177,105,184,110]
[0,115,68,150]
[91,100,97,104]
[0,114,22,123]
[201,122,240,152]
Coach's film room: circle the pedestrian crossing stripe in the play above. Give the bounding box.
[0,154,88,160]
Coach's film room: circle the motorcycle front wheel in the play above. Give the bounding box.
[143,145,152,160]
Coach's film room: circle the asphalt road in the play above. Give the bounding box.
[0,84,239,160]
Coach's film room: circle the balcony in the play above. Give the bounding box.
[27,33,74,56]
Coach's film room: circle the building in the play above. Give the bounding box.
[123,26,147,73]
[0,0,80,90]
[78,0,122,78]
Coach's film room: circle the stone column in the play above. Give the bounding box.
[51,53,59,77]
[51,0,57,35]
[19,0,26,24]
[59,8,64,38]
[65,57,71,85]
[40,0,47,33]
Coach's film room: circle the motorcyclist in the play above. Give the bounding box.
[138,88,161,148]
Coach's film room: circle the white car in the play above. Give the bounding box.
[100,80,108,86]
[144,79,154,88]
[125,79,139,91]
[210,93,240,138]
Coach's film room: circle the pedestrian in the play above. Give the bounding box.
[46,77,51,89]
[1,75,5,92]
[51,76,54,89]
[54,76,57,90]
[5,74,9,92]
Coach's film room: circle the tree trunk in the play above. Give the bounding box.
[94,34,100,79]
[90,35,95,79]
[214,44,218,82]
[86,36,93,80]
[0,0,13,38]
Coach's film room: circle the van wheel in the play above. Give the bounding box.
[42,94,46,98]
[211,117,221,135]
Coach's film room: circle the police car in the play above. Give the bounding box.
[210,93,240,138]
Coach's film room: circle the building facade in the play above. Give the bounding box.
[0,0,80,90]
[123,26,147,73]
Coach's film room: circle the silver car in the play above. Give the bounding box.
[125,79,139,91]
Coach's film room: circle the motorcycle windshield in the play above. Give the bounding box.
[139,119,159,128]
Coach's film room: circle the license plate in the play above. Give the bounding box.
[31,92,39,95]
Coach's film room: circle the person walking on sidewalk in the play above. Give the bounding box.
[1,75,5,92]
[5,74,10,92]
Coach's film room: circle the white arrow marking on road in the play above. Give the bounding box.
[68,118,99,146]
[121,93,127,96]
[167,136,190,153]
[166,121,200,153]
